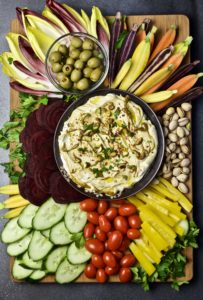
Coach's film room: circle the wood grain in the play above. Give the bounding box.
[10,14,193,283]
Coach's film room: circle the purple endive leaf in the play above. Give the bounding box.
[97,23,109,55]
[16,7,24,28]
[13,61,48,81]
[46,0,86,32]
[10,81,49,95]
[18,36,46,75]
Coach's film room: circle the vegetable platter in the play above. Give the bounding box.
[0,0,200,291]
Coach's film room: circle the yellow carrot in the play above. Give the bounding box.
[0,195,29,209]
[141,90,177,103]
[111,59,132,88]
[0,184,19,195]
[0,206,26,219]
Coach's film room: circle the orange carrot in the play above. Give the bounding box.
[141,53,183,96]
[150,26,158,50]
[135,23,146,46]
[149,25,177,63]
[150,73,203,111]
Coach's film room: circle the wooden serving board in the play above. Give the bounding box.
[10,14,193,283]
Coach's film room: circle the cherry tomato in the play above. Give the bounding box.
[107,231,114,238]
[84,263,97,278]
[104,240,109,250]
[97,200,109,214]
[127,228,141,240]
[105,207,118,221]
[85,238,105,254]
[119,267,132,282]
[96,268,108,283]
[118,203,137,217]
[80,198,98,212]
[114,216,128,234]
[110,200,126,205]
[84,223,95,239]
[95,226,107,242]
[91,254,105,268]
[112,250,123,261]
[87,211,99,225]
[128,214,141,229]
[103,251,117,268]
[118,236,130,252]
[107,230,123,251]
[105,265,120,276]
[120,254,136,268]
[99,215,111,233]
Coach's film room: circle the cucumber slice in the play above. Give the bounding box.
[42,229,51,238]
[7,233,32,256]
[28,231,53,261]
[67,242,92,264]
[1,217,30,244]
[33,198,67,230]
[21,252,43,270]
[50,222,72,245]
[12,258,33,280]
[178,220,189,235]
[29,270,46,281]
[64,203,87,233]
[18,204,39,229]
[45,246,68,273]
[56,259,85,283]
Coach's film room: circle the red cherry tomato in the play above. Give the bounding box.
[84,223,95,239]
[118,236,130,252]
[105,265,120,276]
[107,230,123,251]
[96,268,108,283]
[99,215,111,233]
[103,251,117,268]
[105,207,118,221]
[114,216,128,234]
[97,200,109,214]
[95,226,107,242]
[120,254,136,268]
[128,215,141,229]
[118,203,137,217]
[80,198,98,212]
[104,240,109,250]
[91,254,105,268]
[87,211,99,225]
[84,263,97,278]
[119,267,132,282]
[112,250,123,261]
[85,238,105,255]
[127,228,141,240]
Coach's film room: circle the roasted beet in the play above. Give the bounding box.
[34,167,52,194]
[30,130,51,155]
[19,128,31,153]
[25,110,42,135]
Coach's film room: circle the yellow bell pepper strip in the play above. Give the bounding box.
[149,207,177,227]
[141,222,169,251]
[0,206,26,219]
[151,182,178,201]
[136,238,162,264]
[173,224,185,236]
[0,184,19,195]
[128,196,145,208]
[140,230,163,260]
[129,242,156,276]
[0,195,29,209]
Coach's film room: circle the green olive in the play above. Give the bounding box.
[90,67,102,82]
[69,49,81,59]
[66,57,75,65]
[49,51,63,63]
[73,82,78,89]
[79,50,92,62]
[70,69,82,82]
[56,72,66,81]
[87,57,101,68]
[82,38,95,50]
[83,67,93,78]
[74,59,84,70]
[62,64,73,75]
[52,62,63,73]
[77,78,90,90]
[69,45,75,52]
[59,77,72,89]
[58,45,68,55]
[71,36,83,48]
[93,49,100,57]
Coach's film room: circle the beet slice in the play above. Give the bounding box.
[50,172,85,204]
[35,104,47,128]
[19,128,31,153]
[30,130,51,155]
[34,166,52,194]
[25,110,41,136]
[24,155,38,178]
[19,176,49,206]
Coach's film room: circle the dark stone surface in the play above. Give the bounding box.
[0,1,203,299]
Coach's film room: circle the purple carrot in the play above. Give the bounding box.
[161,60,200,90]
[46,0,86,32]
[13,61,49,81]
[142,18,152,33]
[97,23,109,55]
[157,87,203,115]
[117,23,138,71]
[18,36,46,75]
[109,12,123,85]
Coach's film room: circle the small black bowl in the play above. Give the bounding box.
[54,89,165,200]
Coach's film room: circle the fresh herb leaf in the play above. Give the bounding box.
[115,30,128,49]
[171,280,189,291]
[78,147,87,153]
[38,95,49,105]
[64,94,79,102]
[114,107,121,119]
[8,57,13,64]
[71,232,85,249]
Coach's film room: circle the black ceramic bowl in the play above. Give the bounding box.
[54,89,165,200]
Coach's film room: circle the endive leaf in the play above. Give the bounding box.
[62,4,87,30]
[10,81,60,96]
[81,9,91,34]
[42,6,69,33]
[90,6,98,38]
[26,26,55,62]
[94,6,110,39]
[6,33,35,72]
